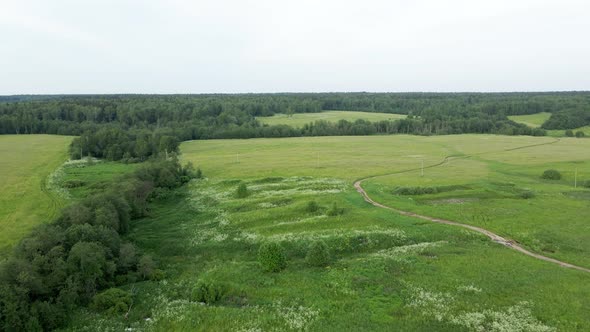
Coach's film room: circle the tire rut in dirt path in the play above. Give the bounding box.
[353,138,590,274]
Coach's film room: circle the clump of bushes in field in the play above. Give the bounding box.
[326,202,344,216]
[90,288,132,315]
[393,184,469,196]
[192,281,229,304]
[520,190,536,199]
[306,240,331,267]
[258,242,287,272]
[582,180,590,188]
[63,179,86,188]
[541,169,561,180]
[305,200,320,213]
[236,183,249,198]
[394,186,439,195]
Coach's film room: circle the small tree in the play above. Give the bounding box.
[575,131,585,138]
[236,183,249,198]
[91,288,132,315]
[565,129,574,137]
[305,200,320,213]
[258,242,287,272]
[326,202,343,216]
[541,169,561,180]
[306,240,331,267]
[137,255,156,280]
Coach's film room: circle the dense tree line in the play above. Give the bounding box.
[542,109,590,130]
[0,158,197,331]
[1,92,589,159]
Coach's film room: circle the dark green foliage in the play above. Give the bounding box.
[90,288,132,315]
[236,183,249,198]
[137,255,156,280]
[520,190,536,199]
[326,202,343,216]
[394,186,438,195]
[542,108,590,130]
[565,129,574,137]
[191,281,228,304]
[305,200,320,213]
[541,169,562,180]
[258,242,287,272]
[575,131,585,138]
[581,180,590,188]
[0,158,194,330]
[306,241,331,267]
[63,179,85,188]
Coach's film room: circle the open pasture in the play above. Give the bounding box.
[77,134,586,330]
[0,135,72,255]
[508,112,552,128]
[257,110,406,127]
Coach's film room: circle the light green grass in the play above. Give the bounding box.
[0,135,72,255]
[257,110,406,127]
[508,112,552,128]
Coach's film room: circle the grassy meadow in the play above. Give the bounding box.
[0,135,72,256]
[508,112,552,128]
[61,134,590,331]
[257,111,406,127]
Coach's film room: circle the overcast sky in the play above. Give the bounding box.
[1,0,589,94]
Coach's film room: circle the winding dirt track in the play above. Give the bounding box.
[353,139,590,274]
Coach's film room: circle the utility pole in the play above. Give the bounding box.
[421,160,424,177]
[317,152,320,168]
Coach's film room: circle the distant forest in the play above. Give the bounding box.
[1,92,589,161]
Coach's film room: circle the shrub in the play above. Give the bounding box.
[63,180,85,188]
[393,186,439,195]
[581,180,590,188]
[575,131,585,138]
[565,129,574,137]
[306,241,331,267]
[192,281,228,304]
[520,190,535,199]
[90,288,132,315]
[305,200,320,213]
[258,242,287,272]
[236,183,249,198]
[541,169,561,180]
[326,202,343,216]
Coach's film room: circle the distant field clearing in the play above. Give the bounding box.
[0,135,72,256]
[257,110,406,127]
[508,112,552,128]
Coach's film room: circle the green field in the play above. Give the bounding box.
[258,111,406,127]
[0,135,72,255]
[508,112,552,128]
[63,134,590,331]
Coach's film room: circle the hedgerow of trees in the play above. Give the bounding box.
[0,158,196,331]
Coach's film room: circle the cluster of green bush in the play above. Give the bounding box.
[305,200,343,216]
[565,129,586,138]
[0,158,196,331]
[393,186,440,195]
[541,169,562,180]
[258,240,331,273]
